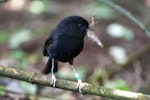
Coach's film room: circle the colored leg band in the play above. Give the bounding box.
[51,68,54,74]
[75,73,81,80]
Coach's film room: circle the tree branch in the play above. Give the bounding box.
[0,66,150,100]
[98,0,150,37]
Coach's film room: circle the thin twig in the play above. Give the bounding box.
[98,0,150,37]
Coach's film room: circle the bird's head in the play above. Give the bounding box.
[57,15,103,47]
[57,16,89,39]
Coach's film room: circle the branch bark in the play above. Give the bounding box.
[0,66,150,100]
[98,0,150,37]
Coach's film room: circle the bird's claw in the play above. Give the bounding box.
[51,74,57,87]
[76,79,83,93]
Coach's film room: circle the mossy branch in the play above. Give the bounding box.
[98,0,150,37]
[0,66,150,100]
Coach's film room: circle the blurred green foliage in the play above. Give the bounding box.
[10,50,26,60]
[85,3,120,19]
[0,85,6,96]
[28,1,47,15]
[104,78,131,91]
[0,31,9,44]
[58,65,88,80]
[107,23,134,41]
[9,29,32,49]
[20,81,37,95]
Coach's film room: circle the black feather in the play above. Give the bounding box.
[42,16,89,74]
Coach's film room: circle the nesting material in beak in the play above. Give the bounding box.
[87,15,103,47]
[87,28,103,47]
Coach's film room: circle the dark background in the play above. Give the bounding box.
[0,0,150,100]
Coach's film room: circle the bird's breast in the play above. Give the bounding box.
[50,37,84,62]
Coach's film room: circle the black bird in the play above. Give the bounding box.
[42,16,89,93]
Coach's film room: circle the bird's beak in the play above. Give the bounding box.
[87,28,103,47]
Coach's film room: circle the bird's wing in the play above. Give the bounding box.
[43,36,53,56]
[43,29,59,56]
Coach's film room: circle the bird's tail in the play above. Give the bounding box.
[42,58,58,74]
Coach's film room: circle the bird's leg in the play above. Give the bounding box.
[51,58,57,87]
[71,65,83,93]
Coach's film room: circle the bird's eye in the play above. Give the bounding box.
[78,24,82,27]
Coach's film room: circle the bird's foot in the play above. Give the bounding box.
[75,73,83,93]
[76,79,83,93]
[51,74,57,87]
